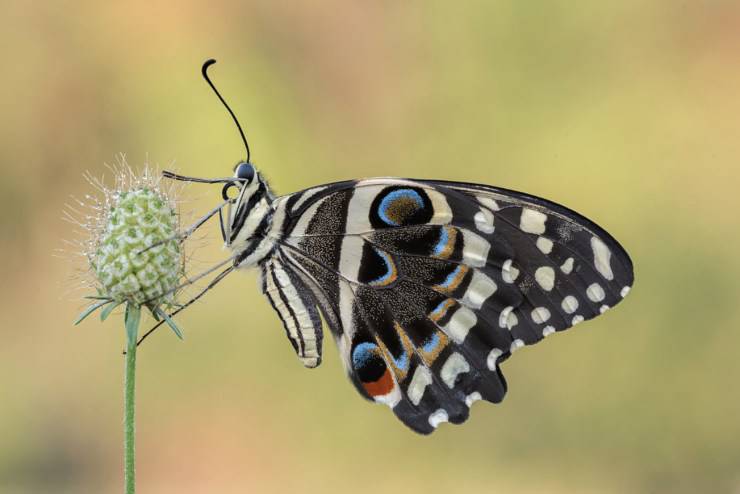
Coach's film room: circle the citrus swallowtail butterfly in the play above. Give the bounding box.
[152,59,634,434]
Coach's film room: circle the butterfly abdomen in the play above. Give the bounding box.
[262,257,323,368]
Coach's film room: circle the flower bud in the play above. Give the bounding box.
[91,187,182,306]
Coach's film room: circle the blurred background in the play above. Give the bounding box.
[2,1,740,493]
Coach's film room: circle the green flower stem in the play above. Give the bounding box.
[124,336,136,494]
[124,303,141,494]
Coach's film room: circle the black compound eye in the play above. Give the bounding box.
[235,162,255,181]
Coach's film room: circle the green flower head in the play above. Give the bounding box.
[71,159,187,340]
[92,187,182,306]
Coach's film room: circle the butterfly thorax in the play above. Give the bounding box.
[224,164,276,268]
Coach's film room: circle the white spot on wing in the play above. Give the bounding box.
[441,352,470,388]
[474,209,495,234]
[507,312,519,329]
[408,366,433,406]
[461,270,497,309]
[531,307,551,324]
[561,295,579,314]
[535,266,555,291]
[536,236,553,254]
[587,283,606,302]
[373,383,402,408]
[520,208,547,234]
[477,196,500,211]
[502,259,519,283]
[542,326,555,337]
[599,305,610,314]
[498,306,518,329]
[441,305,477,344]
[510,339,525,352]
[560,257,574,274]
[429,409,449,428]
[465,392,482,407]
[487,348,503,370]
[572,315,584,325]
[591,236,614,280]
[461,229,491,268]
[621,286,631,298]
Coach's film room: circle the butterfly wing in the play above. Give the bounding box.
[266,178,633,433]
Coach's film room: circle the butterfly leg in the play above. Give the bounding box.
[136,199,229,255]
[142,254,237,306]
[136,264,235,347]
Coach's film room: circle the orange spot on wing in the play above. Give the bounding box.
[362,368,395,397]
[433,265,469,294]
[420,330,449,366]
[429,298,455,322]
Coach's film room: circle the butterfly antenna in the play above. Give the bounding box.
[201,59,251,162]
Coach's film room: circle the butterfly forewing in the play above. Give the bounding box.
[261,178,633,433]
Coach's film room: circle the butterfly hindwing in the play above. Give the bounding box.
[266,178,633,433]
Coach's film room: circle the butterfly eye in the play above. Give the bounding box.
[235,162,255,181]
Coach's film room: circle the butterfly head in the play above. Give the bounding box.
[234,161,255,181]
[222,161,255,198]
[162,60,276,264]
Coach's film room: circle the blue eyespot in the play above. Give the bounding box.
[378,189,424,226]
[235,162,255,181]
[352,342,379,369]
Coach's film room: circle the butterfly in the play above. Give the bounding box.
[151,59,634,434]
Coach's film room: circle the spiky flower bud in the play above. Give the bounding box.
[69,160,186,340]
[92,188,182,306]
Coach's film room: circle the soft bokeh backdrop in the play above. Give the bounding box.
[2,1,739,493]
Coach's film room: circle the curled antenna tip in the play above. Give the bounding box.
[202,59,217,76]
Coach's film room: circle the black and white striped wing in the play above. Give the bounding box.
[265,178,633,434]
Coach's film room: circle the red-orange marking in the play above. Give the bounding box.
[362,368,395,397]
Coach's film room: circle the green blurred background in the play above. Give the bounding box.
[2,1,740,493]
